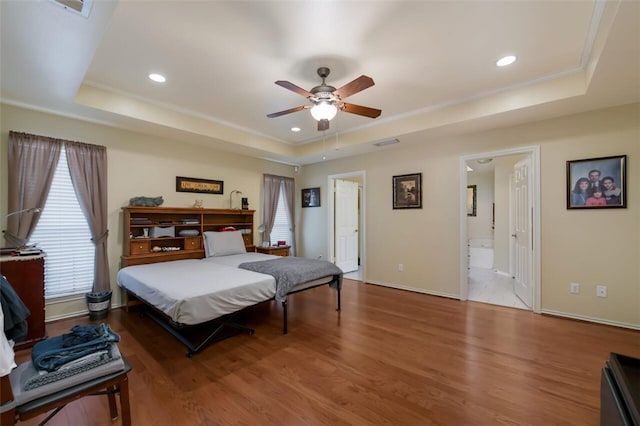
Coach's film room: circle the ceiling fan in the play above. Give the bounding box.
[267,67,382,131]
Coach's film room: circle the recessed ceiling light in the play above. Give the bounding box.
[291,127,301,132]
[148,73,166,83]
[496,55,516,67]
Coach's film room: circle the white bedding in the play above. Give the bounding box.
[116,259,276,325]
[203,252,279,267]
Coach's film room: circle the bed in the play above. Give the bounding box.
[117,230,342,356]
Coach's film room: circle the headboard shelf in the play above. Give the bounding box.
[121,206,255,267]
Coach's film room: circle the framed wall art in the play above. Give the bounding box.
[393,173,422,209]
[302,187,320,208]
[566,155,626,209]
[176,176,224,194]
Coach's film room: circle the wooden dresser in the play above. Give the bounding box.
[0,254,46,349]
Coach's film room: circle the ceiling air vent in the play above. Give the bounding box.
[49,0,93,18]
[373,138,400,147]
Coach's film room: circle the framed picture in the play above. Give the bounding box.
[467,185,477,216]
[176,176,224,194]
[566,155,626,209]
[393,173,422,209]
[302,187,320,208]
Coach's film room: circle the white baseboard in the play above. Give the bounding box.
[45,302,124,323]
[493,269,512,277]
[540,309,640,331]
[365,280,459,300]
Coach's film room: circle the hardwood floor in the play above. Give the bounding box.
[13,279,640,425]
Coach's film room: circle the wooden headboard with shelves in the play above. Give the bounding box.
[121,206,255,267]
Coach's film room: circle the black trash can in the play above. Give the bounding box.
[86,290,112,320]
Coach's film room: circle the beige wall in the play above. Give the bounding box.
[297,103,639,328]
[2,103,638,328]
[1,104,294,320]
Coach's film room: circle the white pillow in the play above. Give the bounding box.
[203,231,247,257]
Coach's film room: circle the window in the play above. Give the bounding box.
[28,146,95,299]
[269,184,292,246]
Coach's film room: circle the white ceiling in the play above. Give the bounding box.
[1,0,638,165]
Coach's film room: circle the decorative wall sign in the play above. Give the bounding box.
[176,176,224,194]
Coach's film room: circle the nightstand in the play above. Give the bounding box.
[256,245,290,257]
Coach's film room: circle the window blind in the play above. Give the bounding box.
[269,184,292,246]
[28,146,95,299]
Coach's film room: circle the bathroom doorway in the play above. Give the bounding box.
[459,146,540,312]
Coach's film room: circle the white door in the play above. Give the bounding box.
[509,173,516,278]
[335,179,359,272]
[513,158,532,307]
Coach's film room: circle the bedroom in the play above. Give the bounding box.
[1,0,639,424]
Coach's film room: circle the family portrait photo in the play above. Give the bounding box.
[566,155,626,209]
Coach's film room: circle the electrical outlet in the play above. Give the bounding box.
[597,285,608,298]
[398,263,404,272]
[570,282,580,294]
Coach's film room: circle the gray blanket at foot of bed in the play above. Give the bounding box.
[239,257,343,302]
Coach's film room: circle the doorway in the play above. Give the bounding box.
[328,171,365,281]
[459,146,540,313]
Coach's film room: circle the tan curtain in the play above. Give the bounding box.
[262,174,281,245]
[66,141,110,293]
[281,176,296,256]
[5,132,61,247]
[263,174,296,255]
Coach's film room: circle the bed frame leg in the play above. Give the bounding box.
[281,300,288,335]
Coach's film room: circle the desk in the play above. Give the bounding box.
[255,245,290,257]
[0,254,46,349]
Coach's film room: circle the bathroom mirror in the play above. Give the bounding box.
[467,185,477,217]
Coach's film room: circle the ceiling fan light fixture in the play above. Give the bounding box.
[310,101,337,121]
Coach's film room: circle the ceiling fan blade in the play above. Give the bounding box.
[275,80,314,98]
[317,119,330,131]
[333,75,374,99]
[341,102,382,118]
[266,105,306,118]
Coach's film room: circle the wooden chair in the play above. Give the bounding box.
[0,354,131,426]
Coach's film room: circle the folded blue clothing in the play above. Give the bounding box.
[31,323,120,372]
